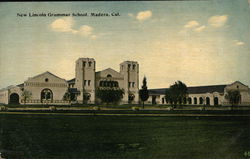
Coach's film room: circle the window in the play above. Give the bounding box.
[132,64,136,70]
[88,61,92,67]
[128,82,131,88]
[83,61,86,67]
[41,89,53,101]
[84,80,87,86]
[132,82,135,87]
[107,74,112,78]
[45,78,49,82]
[128,64,131,69]
[88,80,91,86]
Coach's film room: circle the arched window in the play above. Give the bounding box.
[103,81,107,87]
[128,64,131,70]
[199,97,203,105]
[206,97,210,105]
[188,97,192,104]
[41,88,53,102]
[162,97,165,104]
[107,74,112,78]
[99,81,103,87]
[132,64,136,70]
[214,97,219,106]
[88,61,92,67]
[99,80,119,88]
[194,97,197,104]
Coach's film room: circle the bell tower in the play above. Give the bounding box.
[120,61,139,103]
[75,58,96,103]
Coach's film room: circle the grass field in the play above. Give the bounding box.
[0,114,250,159]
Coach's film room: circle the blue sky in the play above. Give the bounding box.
[0,0,249,89]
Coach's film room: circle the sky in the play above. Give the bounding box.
[0,0,249,89]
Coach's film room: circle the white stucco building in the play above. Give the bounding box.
[0,57,250,106]
[147,81,250,106]
[0,58,139,105]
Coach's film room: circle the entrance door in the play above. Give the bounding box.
[9,93,20,104]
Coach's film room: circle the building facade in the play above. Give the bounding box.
[147,81,250,106]
[0,58,139,105]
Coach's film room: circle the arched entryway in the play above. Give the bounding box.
[194,97,197,105]
[199,97,203,105]
[214,97,219,106]
[188,97,192,104]
[206,97,210,105]
[41,88,53,103]
[9,93,20,104]
[83,93,91,104]
[128,94,135,104]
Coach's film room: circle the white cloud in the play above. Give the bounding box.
[208,15,228,28]
[180,21,205,34]
[50,17,75,32]
[136,10,152,21]
[234,40,245,46]
[77,25,93,37]
[50,18,96,39]
[184,20,200,28]
[194,25,206,32]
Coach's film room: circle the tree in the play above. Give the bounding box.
[63,92,71,101]
[139,76,149,109]
[63,90,77,104]
[165,81,188,108]
[21,90,32,104]
[225,90,241,109]
[96,87,124,104]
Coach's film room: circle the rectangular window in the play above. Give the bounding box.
[84,80,87,86]
[128,82,131,88]
[132,64,136,70]
[132,82,135,87]
[88,80,91,86]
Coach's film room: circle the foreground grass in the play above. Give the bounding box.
[0,115,250,159]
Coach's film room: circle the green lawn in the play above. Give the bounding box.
[0,114,250,159]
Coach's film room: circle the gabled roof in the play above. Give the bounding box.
[148,84,227,95]
[226,81,249,87]
[17,83,24,87]
[26,71,66,82]
[96,68,122,78]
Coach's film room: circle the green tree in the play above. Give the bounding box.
[63,92,71,101]
[21,90,32,104]
[165,81,188,108]
[139,76,149,109]
[225,90,241,109]
[63,91,77,103]
[96,87,124,104]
